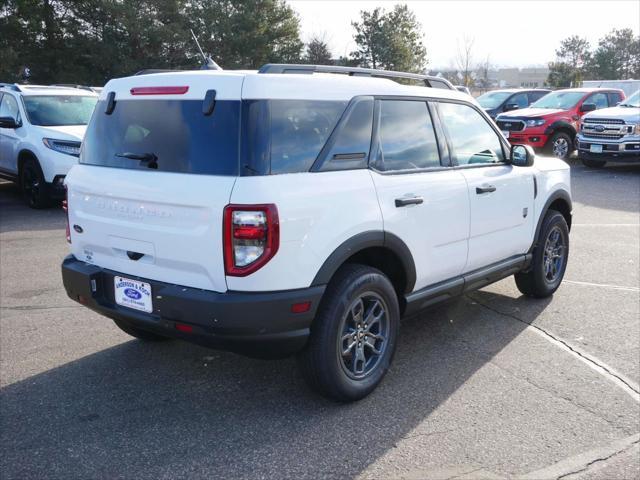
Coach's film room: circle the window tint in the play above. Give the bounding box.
[509,92,528,108]
[0,94,20,122]
[529,91,549,102]
[608,92,622,106]
[438,102,505,165]
[586,93,608,109]
[23,96,97,126]
[376,100,440,171]
[81,100,240,175]
[320,97,373,171]
[269,100,346,174]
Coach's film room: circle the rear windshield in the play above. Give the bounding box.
[80,100,240,175]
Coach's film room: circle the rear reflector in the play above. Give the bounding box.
[175,323,193,333]
[291,301,311,314]
[130,86,189,96]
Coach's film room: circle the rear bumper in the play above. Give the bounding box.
[61,255,325,357]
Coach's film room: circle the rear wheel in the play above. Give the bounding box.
[515,210,569,298]
[298,264,399,402]
[113,318,170,341]
[20,157,50,209]
[582,158,607,168]
[548,132,573,160]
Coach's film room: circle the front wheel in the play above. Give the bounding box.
[548,132,573,160]
[298,264,400,402]
[20,157,50,209]
[515,210,569,298]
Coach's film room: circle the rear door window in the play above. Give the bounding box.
[375,100,441,171]
[81,100,240,175]
[509,92,529,108]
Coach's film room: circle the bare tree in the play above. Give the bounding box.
[455,36,475,87]
[476,55,492,91]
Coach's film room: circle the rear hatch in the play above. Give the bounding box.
[66,72,245,292]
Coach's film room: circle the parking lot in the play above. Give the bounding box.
[0,162,638,479]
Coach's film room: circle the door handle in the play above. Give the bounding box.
[395,196,424,207]
[476,185,496,194]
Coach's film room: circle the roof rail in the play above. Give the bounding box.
[0,83,21,92]
[258,64,455,90]
[50,84,96,92]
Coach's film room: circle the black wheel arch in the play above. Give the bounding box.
[311,231,417,295]
[530,189,572,253]
[544,121,577,142]
[18,149,41,174]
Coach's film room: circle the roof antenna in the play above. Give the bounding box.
[190,29,222,70]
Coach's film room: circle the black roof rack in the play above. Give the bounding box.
[258,64,455,90]
[0,83,21,92]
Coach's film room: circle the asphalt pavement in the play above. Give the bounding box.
[1,162,638,479]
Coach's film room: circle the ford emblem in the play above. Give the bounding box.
[595,125,605,132]
[124,288,142,300]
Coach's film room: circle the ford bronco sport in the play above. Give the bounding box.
[61,64,572,401]
[496,87,624,160]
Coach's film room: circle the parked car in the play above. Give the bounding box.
[455,85,471,95]
[61,64,572,401]
[577,90,640,168]
[496,88,625,160]
[0,84,98,207]
[477,88,551,119]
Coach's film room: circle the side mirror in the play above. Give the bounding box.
[580,103,596,113]
[510,144,535,167]
[504,103,520,112]
[0,116,20,129]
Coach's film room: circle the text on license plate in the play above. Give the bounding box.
[114,276,153,313]
[590,144,603,153]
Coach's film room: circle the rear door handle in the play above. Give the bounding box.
[476,185,496,194]
[395,196,424,207]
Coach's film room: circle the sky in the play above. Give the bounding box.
[289,0,640,70]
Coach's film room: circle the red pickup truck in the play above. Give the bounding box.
[495,88,625,159]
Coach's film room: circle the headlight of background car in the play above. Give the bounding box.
[42,138,81,157]
[525,119,546,128]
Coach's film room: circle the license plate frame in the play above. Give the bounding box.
[590,144,603,153]
[114,276,153,313]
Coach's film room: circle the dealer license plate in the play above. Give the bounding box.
[114,276,153,313]
[590,144,603,153]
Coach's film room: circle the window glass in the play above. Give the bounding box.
[81,100,240,175]
[586,93,608,109]
[477,91,512,109]
[531,91,584,109]
[321,98,373,171]
[23,96,96,126]
[0,94,20,122]
[438,102,505,165]
[269,100,346,174]
[529,91,549,102]
[608,92,623,106]
[377,100,440,171]
[509,92,528,108]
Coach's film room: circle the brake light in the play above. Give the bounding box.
[130,86,189,95]
[63,186,70,243]
[224,204,279,276]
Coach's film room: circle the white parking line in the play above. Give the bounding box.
[563,279,640,293]
[572,223,639,227]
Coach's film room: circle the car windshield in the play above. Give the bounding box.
[620,91,639,107]
[23,95,98,126]
[476,91,513,109]
[530,91,585,110]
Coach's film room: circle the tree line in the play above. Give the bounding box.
[547,29,640,87]
[0,0,426,85]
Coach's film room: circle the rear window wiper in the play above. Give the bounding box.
[116,152,158,169]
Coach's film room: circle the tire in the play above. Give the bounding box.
[582,158,606,168]
[515,210,569,298]
[298,264,400,402]
[548,132,573,160]
[113,318,170,341]
[19,157,50,209]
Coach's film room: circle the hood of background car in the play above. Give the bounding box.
[36,125,86,142]
[498,108,564,119]
[583,105,640,122]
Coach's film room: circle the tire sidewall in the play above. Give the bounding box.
[19,157,48,208]
[549,132,573,160]
[532,211,569,295]
[314,267,399,400]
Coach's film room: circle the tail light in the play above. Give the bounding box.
[223,204,279,276]
[63,186,70,243]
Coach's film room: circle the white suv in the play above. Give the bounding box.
[61,65,572,401]
[0,84,98,208]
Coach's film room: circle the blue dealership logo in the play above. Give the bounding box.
[124,288,142,300]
